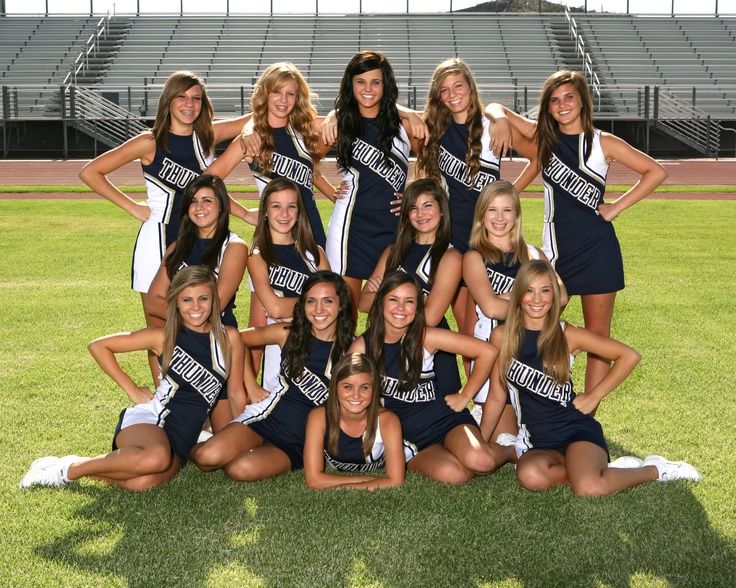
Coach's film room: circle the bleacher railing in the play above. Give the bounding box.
[565,6,601,105]
[62,10,113,87]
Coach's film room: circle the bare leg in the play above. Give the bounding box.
[565,441,657,497]
[581,292,616,393]
[407,444,472,485]
[342,275,362,322]
[516,448,569,491]
[66,424,179,490]
[209,398,233,433]
[190,422,263,471]
[444,423,502,474]
[223,444,293,482]
[248,292,268,375]
[489,404,518,448]
[141,293,164,386]
[451,286,469,335]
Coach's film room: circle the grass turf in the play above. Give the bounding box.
[1,198,735,587]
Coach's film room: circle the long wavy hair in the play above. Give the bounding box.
[535,70,595,169]
[365,271,425,390]
[251,178,320,268]
[325,353,381,459]
[468,180,530,265]
[417,59,484,184]
[152,71,214,154]
[282,271,356,379]
[335,50,402,172]
[250,62,320,174]
[162,265,229,378]
[499,260,568,387]
[386,178,451,291]
[165,175,231,279]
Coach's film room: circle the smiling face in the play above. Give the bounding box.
[382,282,418,333]
[265,188,299,241]
[304,282,339,340]
[169,85,203,131]
[177,283,213,332]
[408,192,442,239]
[547,82,583,132]
[521,274,555,328]
[438,72,471,123]
[483,193,517,241]
[352,68,384,117]
[267,79,298,127]
[336,371,374,417]
[188,186,221,238]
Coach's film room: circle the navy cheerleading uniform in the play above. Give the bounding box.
[177,231,245,327]
[258,242,319,393]
[323,417,386,472]
[398,242,461,394]
[472,244,540,402]
[541,130,623,295]
[113,326,227,463]
[507,326,608,458]
[235,336,333,469]
[438,117,500,253]
[368,334,475,456]
[133,131,212,292]
[250,125,325,246]
[327,118,409,279]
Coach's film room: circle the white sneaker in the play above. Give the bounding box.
[20,456,68,489]
[642,455,702,482]
[608,455,644,469]
[495,432,518,447]
[470,404,483,425]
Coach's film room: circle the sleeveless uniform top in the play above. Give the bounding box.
[176,231,244,327]
[398,241,462,392]
[142,131,213,246]
[266,242,319,298]
[366,333,475,452]
[250,125,325,246]
[438,117,500,253]
[323,416,386,472]
[326,118,410,279]
[237,336,334,469]
[541,130,623,295]
[155,326,227,461]
[506,326,607,456]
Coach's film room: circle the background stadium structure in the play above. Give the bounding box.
[1,9,735,158]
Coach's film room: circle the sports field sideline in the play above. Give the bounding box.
[1,158,735,586]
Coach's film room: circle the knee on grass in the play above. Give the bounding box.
[134,446,174,475]
[516,462,560,492]
[190,441,230,470]
[223,459,270,482]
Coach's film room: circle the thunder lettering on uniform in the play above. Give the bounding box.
[438,146,498,191]
[269,265,309,294]
[325,453,385,472]
[284,365,329,405]
[170,347,221,404]
[381,374,436,403]
[159,157,199,189]
[545,154,602,209]
[351,139,406,191]
[270,152,313,188]
[486,268,515,295]
[506,359,573,406]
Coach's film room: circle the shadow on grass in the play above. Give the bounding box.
[35,450,735,587]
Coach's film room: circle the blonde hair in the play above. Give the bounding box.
[468,180,529,265]
[499,260,568,387]
[251,62,320,174]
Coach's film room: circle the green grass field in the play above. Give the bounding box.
[1,198,735,587]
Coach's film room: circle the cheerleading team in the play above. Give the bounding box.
[191,271,355,481]
[486,70,667,392]
[415,58,538,334]
[79,71,250,379]
[303,353,406,490]
[351,271,507,485]
[478,260,700,495]
[20,266,246,491]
